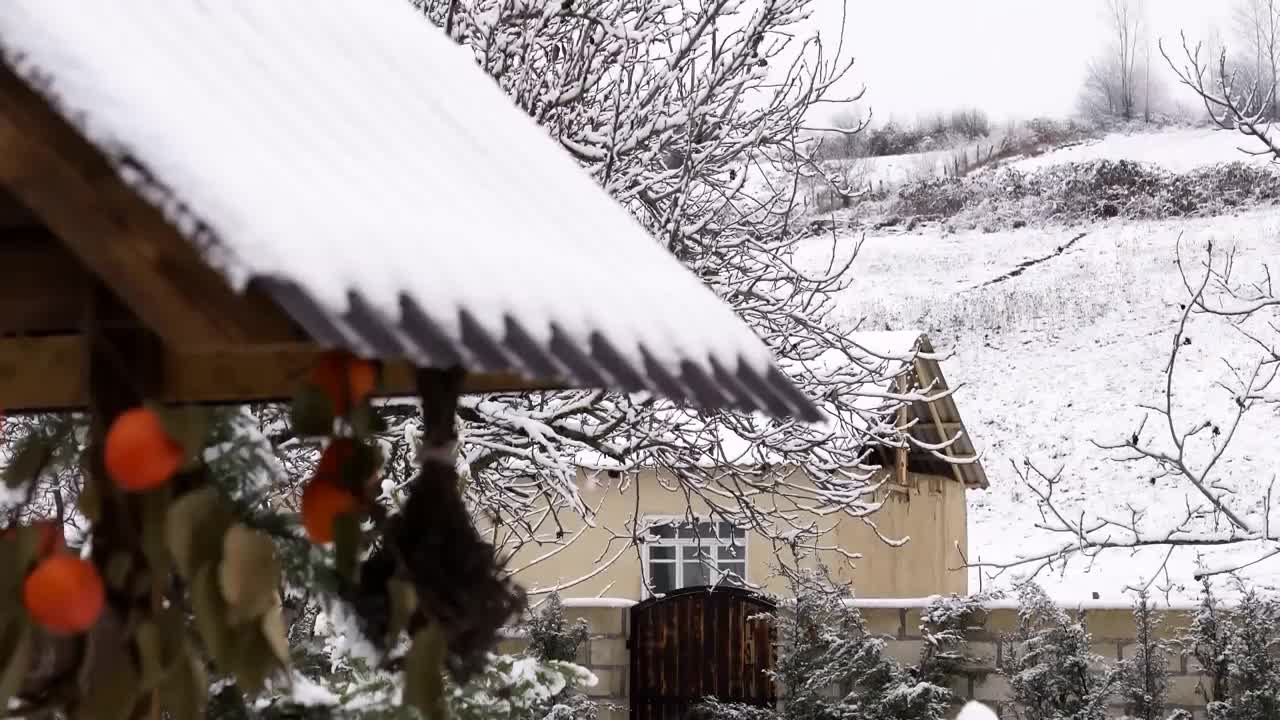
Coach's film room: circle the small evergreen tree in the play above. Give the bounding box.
[1117,592,1168,720]
[1186,579,1233,711]
[1200,585,1280,720]
[780,572,953,720]
[528,593,591,664]
[524,593,598,720]
[698,570,955,720]
[917,592,998,687]
[1001,584,1115,720]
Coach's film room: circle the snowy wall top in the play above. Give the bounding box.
[0,1,816,420]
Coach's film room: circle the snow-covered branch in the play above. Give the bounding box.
[970,237,1280,586]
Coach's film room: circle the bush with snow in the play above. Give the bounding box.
[888,159,1280,228]
[694,571,962,720]
[1182,581,1280,720]
[1000,584,1116,720]
[528,593,590,665]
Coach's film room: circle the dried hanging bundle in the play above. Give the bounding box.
[348,369,525,681]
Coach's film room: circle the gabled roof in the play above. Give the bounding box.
[0,2,815,420]
[782,331,985,487]
[867,333,987,489]
[574,332,987,488]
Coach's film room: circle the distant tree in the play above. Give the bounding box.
[1108,0,1145,121]
[826,103,870,158]
[1187,580,1233,709]
[1232,0,1280,119]
[527,593,589,664]
[1080,55,1122,121]
[949,108,991,140]
[1080,0,1150,123]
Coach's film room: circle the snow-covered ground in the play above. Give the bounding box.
[818,138,1011,192]
[797,202,1280,603]
[1009,127,1277,173]
[856,148,953,187]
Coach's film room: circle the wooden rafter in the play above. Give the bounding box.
[912,358,967,487]
[0,63,300,349]
[0,335,551,412]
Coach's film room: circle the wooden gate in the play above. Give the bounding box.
[629,586,777,720]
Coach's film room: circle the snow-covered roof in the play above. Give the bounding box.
[0,2,815,420]
[576,332,987,487]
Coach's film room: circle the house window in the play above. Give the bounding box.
[643,519,747,596]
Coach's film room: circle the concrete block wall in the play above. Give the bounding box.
[881,604,1209,719]
[511,600,1213,720]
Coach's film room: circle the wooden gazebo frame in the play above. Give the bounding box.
[0,4,823,714]
[0,63,549,412]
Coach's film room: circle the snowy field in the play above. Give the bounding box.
[795,129,1280,602]
[803,210,1280,602]
[1009,126,1278,173]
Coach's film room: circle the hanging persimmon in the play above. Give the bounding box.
[23,554,105,635]
[104,407,183,491]
[301,475,360,545]
[308,350,377,417]
[316,437,355,479]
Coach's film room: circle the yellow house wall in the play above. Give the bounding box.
[503,468,969,600]
[836,472,969,597]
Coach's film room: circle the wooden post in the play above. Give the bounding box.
[84,286,165,566]
[893,374,911,492]
[80,285,165,719]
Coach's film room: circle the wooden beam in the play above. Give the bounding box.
[910,421,966,434]
[0,230,147,335]
[0,63,300,348]
[0,230,89,334]
[0,335,554,412]
[893,374,910,488]
[0,187,36,229]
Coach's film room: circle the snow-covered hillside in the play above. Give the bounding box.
[1010,127,1277,173]
[798,128,1280,602]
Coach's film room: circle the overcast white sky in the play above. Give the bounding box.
[804,0,1232,124]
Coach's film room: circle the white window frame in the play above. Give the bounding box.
[640,515,748,598]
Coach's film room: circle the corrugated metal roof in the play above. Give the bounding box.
[0,1,818,421]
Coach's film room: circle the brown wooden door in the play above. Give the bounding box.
[629,586,777,720]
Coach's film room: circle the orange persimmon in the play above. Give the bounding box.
[23,554,105,635]
[308,350,376,416]
[104,407,183,491]
[301,475,360,545]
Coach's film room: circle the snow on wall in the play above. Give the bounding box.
[560,597,638,609]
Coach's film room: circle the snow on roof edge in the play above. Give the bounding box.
[0,1,817,420]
